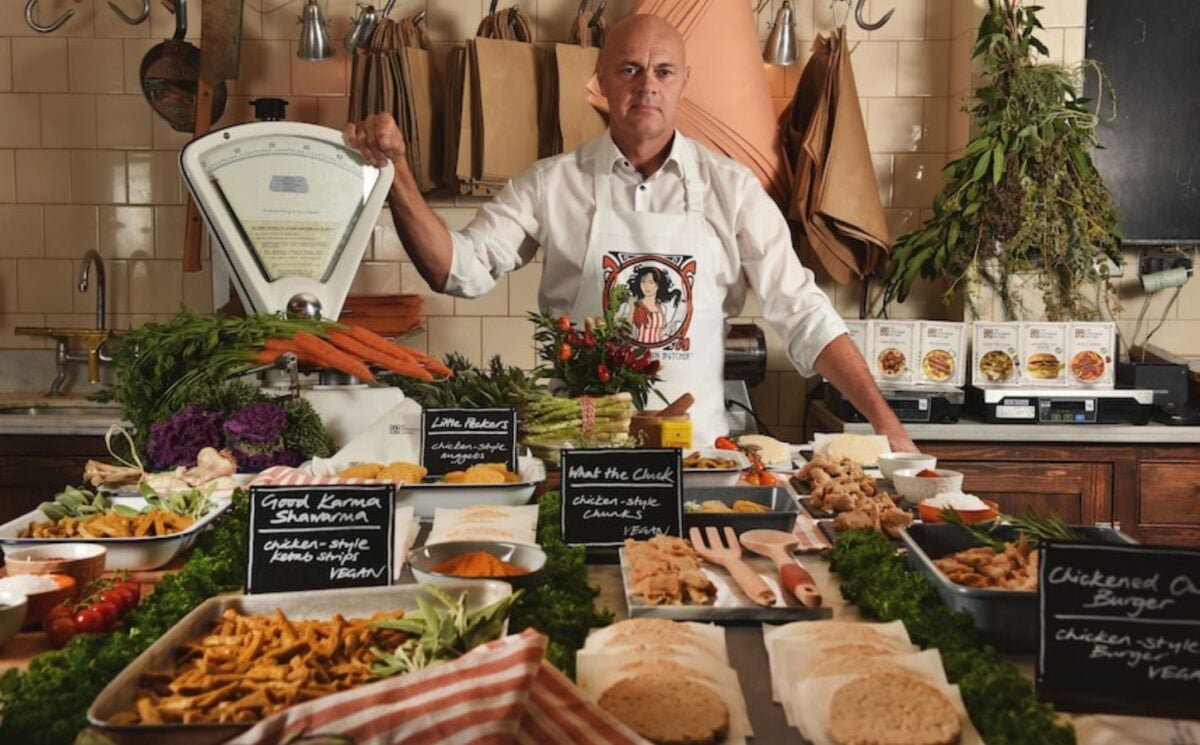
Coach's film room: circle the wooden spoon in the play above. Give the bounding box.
[738,528,822,608]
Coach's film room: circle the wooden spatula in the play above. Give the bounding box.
[689,526,776,606]
[739,528,822,607]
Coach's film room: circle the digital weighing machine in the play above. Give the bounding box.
[825,383,965,424]
[971,386,1155,425]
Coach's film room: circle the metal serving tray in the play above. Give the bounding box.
[900,523,1134,652]
[87,581,511,745]
[683,486,799,536]
[0,497,229,571]
[619,548,830,623]
[395,455,545,519]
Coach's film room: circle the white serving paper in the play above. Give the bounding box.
[811,433,891,467]
[584,619,729,663]
[425,504,540,546]
[391,506,418,581]
[576,647,752,743]
[763,621,919,703]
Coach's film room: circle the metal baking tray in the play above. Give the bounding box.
[900,523,1135,652]
[799,495,917,521]
[619,548,831,623]
[87,581,512,745]
[683,486,799,536]
[0,497,229,571]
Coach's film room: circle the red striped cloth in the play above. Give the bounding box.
[249,465,397,488]
[791,511,831,552]
[225,629,647,745]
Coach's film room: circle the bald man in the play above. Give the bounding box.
[345,14,915,450]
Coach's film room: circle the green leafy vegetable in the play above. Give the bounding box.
[509,491,612,677]
[383,353,547,409]
[941,508,1084,551]
[828,529,1075,745]
[369,585,521,677]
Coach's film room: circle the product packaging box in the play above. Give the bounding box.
[1020,323,1069,386]
[972,322,1022,387]
[871,321,916,385]
[917,321,966,387]
[1067,322,1116,389]
[845,320,870,361]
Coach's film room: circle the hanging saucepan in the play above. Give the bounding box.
[139,0,227,132]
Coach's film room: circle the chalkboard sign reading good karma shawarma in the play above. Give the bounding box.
[560,448,682,547]
[247,484,394,594]
[1037,542,1200,719]
[420,407,519,476]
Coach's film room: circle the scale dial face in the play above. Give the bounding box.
[199,134,380,283]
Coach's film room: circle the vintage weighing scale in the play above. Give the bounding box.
[179,121,404,444]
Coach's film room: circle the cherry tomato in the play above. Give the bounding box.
[556,314,572,331]
[45,616,78,648]
[646,360,661,376]
[596,363,612,382]
[119,580,142,605]
[46,602,76,622]
[99,588,135,615]
[91,601,121,630]
[583,331,596,347]
[558,343,573,362]
[73,607,106,634]
[714,436,739,451]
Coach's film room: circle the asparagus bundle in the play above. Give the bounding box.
[521,391,633,446]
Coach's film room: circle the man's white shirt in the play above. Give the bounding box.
[442,130,848,376]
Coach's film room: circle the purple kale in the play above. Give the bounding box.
[223,402,288,445]
[145,404,225,469]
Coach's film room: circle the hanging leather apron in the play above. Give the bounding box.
[558,145,730,445]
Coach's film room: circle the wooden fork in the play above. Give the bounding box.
[688,526,777,606]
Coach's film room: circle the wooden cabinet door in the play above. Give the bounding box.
[1136,461,1200,546]
[0,435,107,523]
[935,460,1113,526]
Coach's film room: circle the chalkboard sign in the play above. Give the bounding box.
[1037,541,1200,718]
[420,407,518,476]
[1086,0,1200,243]
[560,448,683,546]
[246,484,394,594]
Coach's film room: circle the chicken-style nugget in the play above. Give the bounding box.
[338,463,382,479]
[460,468,507,484]
[442,471,467,483]
[378,462,427,483]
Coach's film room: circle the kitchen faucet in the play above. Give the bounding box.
[42,252,115,395]
[79,250,106,330]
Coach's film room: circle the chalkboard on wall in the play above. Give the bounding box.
[1086,0,1200,243]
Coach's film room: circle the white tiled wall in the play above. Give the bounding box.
[2,0,1190,434]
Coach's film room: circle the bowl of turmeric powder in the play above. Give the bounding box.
[408,541,547,590]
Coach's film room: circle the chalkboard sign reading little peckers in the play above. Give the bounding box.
[247,484,394,594]
[560,448,682,547]
[1037,542,1200,719]
[421,408,518,477]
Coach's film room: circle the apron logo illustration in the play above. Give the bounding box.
[602,252,696,352]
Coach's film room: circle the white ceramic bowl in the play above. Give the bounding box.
[0,591,27,649]
[682,448,751,488]
[890,467,965,502]
[877,452,937,481]
[4,542,107,591]
[408,541,547,591]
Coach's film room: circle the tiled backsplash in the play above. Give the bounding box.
[2,0,1195,437]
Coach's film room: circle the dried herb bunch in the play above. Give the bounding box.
[883,0,1122,320]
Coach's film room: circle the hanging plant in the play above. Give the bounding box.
[882,0,1122,321]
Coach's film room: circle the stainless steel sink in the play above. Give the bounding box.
[0,405,123,417]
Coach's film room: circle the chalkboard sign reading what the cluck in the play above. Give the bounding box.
[421,407,519,477]
[247,484,394,594]
[560,448,683,547]
[1037,542,1200,719]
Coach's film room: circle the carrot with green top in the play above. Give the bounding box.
[346,325,453,377]
[326,330,434,381]
[290,331,376,382]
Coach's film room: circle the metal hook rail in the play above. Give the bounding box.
[25,0,74,33]
[109,0,150,24]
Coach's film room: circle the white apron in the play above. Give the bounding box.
[557,148,730,446]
